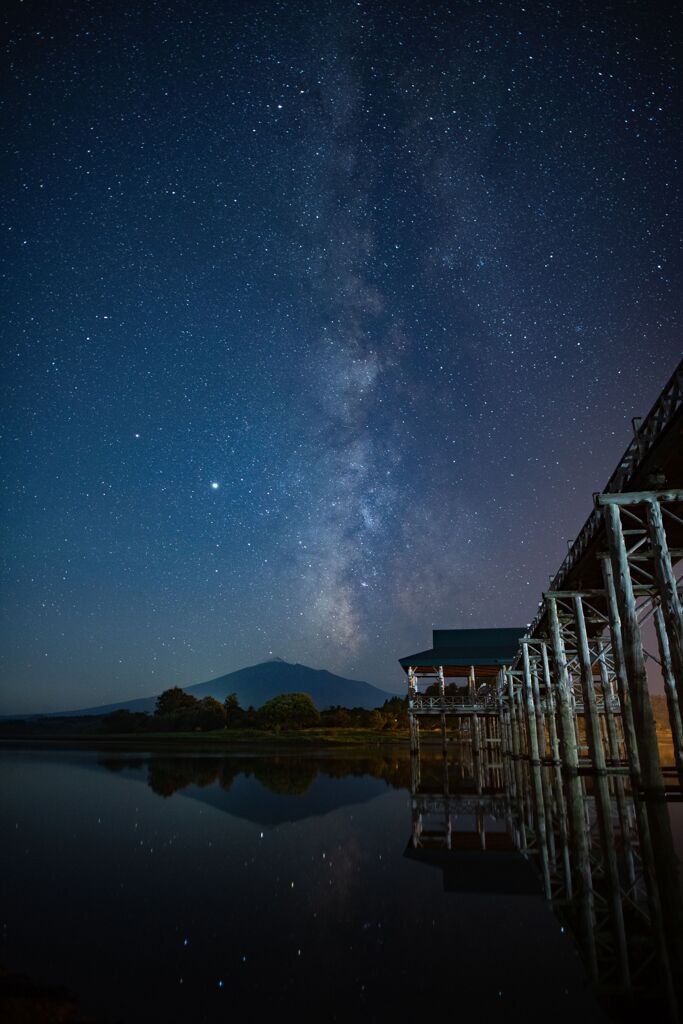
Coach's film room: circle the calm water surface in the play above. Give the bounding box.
[1,748,680,1022]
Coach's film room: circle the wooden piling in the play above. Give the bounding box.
[574,594,630,985]
[522,643,551,897]
[548,596,597,976]
[603,499,683,990]
[600,556,641,783]
[647,499,683,735]
[654,605,683,780]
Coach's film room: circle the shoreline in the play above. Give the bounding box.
[0,727,411,753]
[0,731,674,768]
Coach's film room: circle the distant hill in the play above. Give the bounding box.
[43,658,394,717]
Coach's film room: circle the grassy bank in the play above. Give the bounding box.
[0,726,411,752]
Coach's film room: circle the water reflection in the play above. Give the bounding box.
[3,747,679,1023]
[100,752,412,825]
[407,740,683,1021]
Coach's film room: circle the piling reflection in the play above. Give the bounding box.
[407,742,683,1021]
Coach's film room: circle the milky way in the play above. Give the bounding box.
[2,1,681,712]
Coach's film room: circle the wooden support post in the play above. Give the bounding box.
[596,643,620,764]
[472,712,482,795]
[597,644,621,765]
[531,662,546,759]
[548,599,580,773]
[637,791,681,1021]
[499,670,516,799]
[548,596,596,976]
[654,605,683,779]
[476,804,486,851]
[410,753,421,847]
[573,596,607,773]
[509,673,527,809]
[541,644,561,767]
[533,659,557,864]
[597,644,637,892]
[541,641,570,892]
[603,499,683,985]
[602,555,678,1010]
[507,669,527,843]
[574,595,630,985]
[507,668,520,761]
[522,645,543,769]
[647,499,683,729]
[603,501,664,792]
[600,556,641,782]
[523,644,551,897]
[409,712,420,756]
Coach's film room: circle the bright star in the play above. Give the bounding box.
[210,481,219,490]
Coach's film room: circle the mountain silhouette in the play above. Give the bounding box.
[47,659,394,716]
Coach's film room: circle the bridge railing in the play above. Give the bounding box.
[527,359,682,637]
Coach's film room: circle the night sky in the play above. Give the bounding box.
[2,0,681,713]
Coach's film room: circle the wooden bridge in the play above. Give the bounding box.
[399,358,683,1017]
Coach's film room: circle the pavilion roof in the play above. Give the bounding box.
[399,627,526,671]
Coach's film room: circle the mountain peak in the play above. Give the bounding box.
[42,658,396,717]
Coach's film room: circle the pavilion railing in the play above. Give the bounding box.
[409,694,499,712]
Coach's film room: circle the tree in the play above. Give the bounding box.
[224,692,245,729]
[367,710,385,730]
[258,692,320,731]
[321,705,351,727]
[102,709,150,734]
[155,687,197,718]
[196,696,226,731]
[381,696,409,729]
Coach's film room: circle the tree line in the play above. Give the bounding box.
[102,687,409,734]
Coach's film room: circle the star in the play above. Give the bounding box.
[210,482,220,490]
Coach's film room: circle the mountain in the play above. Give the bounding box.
[45,658,395,717]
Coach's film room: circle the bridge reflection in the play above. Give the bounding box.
[406,744,683,1021]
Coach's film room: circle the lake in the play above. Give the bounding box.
[1,747,681,1022]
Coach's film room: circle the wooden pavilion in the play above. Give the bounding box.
[399,627,526,762]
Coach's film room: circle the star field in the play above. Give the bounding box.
[1,0,681,712]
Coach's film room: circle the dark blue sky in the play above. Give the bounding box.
[2,0,681,712]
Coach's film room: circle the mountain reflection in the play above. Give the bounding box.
[99,752,412,825]
[406,739,683,1021]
